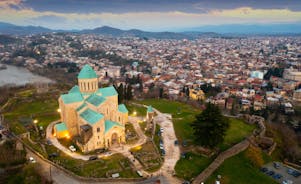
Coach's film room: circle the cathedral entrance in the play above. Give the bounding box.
[111,133,119,145]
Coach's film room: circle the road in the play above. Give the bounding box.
[151,108,182,184]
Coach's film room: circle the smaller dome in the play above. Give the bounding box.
[78,65,97,79]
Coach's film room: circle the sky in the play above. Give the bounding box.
[0,0,301,31]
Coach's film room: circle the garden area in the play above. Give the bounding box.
[49,150,139,178]
[130,141,163,172]
[125,123,139,144]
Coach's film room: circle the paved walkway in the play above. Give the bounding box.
[131,103,182,184]
[151,108,182,184]
[46,120,90,160]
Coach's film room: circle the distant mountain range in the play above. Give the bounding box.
[80,26,192,39]
[0,22,300,39]
[0,22,53,35]
[183,24,301,34]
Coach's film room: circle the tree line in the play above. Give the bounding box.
[114,83,133,103]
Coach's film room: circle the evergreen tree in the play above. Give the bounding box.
[191,103,230,148]
[159,88,164,98]
[126,85,133,100]
[139,80,143,92]
[117,83,124,103]
[185,88,190,97]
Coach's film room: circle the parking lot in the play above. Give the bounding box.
[262,162,301,184]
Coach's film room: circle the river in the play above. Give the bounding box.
[0,65,53,87]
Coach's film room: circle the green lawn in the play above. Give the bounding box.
[4,96,59,135]
[206,150,277,184]
[174,152,212,181]
[126,103,147,116]
[136,99,254,148]
[154,124,161,150]
[219,118,255,151]
[136,99,200,143]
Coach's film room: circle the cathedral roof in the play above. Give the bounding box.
[69,85,80,93]
[97,86,118,97]
[118,104,128,113]
[76,102,87,112]
[78,64,97,79]
[55,122,68,132]
[61,92,83,104]
[86,94,106,107]
[80,108,104,125]
[105,120,124,134]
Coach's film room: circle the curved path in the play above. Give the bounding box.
[46,120,90,160]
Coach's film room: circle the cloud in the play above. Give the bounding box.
[0,5,300,30]
[0,0,25,9]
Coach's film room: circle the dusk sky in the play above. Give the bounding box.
[0,0,301,31]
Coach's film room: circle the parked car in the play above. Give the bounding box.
[181,152,186,158]
[160,127,164,133]
[89,156,98,160]
[260,167,268,173]
[29,157,36,163]
[292,170,301,177]
[161,149,166,156]
[174,140,178,145]
[103,151,112,157]
[137,170,143,177]
[273,162,280,169]
[48,152,59,158]
[287,168,299,177]
[46,139,52,145]
[273,173,282,180]
[159,139,164,145]
[95,148,106,154]
[267,170,275,176]
[69,145,76,152]
[160,144,164,150]
[282,179,293,184]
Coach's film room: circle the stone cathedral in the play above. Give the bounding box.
[55,64,128,153]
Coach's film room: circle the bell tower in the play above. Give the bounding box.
[78,65,98,93]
